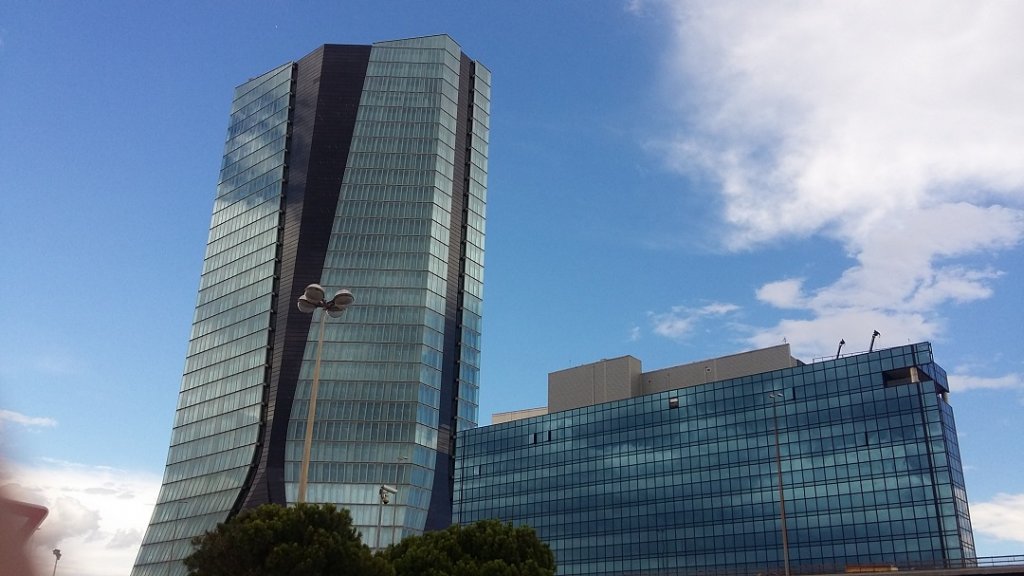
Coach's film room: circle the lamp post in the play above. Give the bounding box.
[769,392,791,576]
[377,484,398,551]
[51,548,61,576]
[296,283,355,503]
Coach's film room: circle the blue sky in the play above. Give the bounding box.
[2,2,1023,574]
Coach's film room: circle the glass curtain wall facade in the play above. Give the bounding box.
[455,343,974,576]
[285,35,490,544]
[134,35,488,576]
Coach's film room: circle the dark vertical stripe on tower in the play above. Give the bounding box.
[425,53,476,530]
[237,45,371,511]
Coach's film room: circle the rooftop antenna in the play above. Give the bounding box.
[835,339,845,360]
[869,330,880,352]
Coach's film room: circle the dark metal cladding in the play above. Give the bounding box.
[424,52,477,531]
[237,45,371,511]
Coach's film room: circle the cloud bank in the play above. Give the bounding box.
[971,493,1024,545]
[2,460,161,576]
[656,0,1024,358]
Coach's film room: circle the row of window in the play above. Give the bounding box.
[163,444,255,484]
[171,402,261,448]
[461,383,936,451]
[178,347,265,405]
[293,398,430,428]
[330,213,447,241]
[176,368,263,420]
[195,260,275,309]
[370,44,460,66]
[186,309,267,359]
[217,146,287,192]
[221,117,287,172]
[294,358,437,388]
[229,62,291,115]
[225,92,289,144]
[550,541,950,572]
[200,231,276,280]
[219,132,287,190]
[189,294,271,342]
[174,382,263,427]
[211,169,282,225]
[180,344,266,391]
[207,192,278,248]
[352,117,456,147]
[165,423,261,466]
[350,134,452,161]
[341,196,452,220]
[358,90,458,118]
[461,419,941,473]
[201,212,277,272]
[328,227,444,256]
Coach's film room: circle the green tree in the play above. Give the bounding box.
[184,503,392,576]
[384,519,555,576]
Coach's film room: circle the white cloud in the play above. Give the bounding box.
[948,370,1023,393]
[0,409,57,429]
[657,1,1024,357]
[755,279,806,309]
[650,302,740,340]
[971,493,1024,544]
[747,310,934,361]
[2,459,162,576]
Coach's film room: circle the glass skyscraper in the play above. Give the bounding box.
[455,343,974,576]
[133,35,489,575]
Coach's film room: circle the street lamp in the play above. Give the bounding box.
[51,548,61,576]
[769,392,791,576]
[376,484,398,551]
[296,283,355,503]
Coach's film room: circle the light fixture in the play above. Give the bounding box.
[297,283,354,317]
[869,330,881,352]
[377,485,399,550]
[295,283,355,503]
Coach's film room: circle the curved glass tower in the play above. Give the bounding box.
[132,35,489,575]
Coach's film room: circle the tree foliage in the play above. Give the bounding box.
[383,519,555,576]
[184,503,391,576]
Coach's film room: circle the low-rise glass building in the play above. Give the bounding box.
[454,343,974,575]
